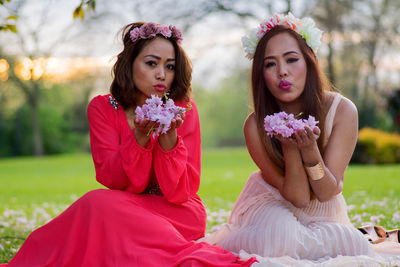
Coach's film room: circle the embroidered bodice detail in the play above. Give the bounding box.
[109,95,120,110]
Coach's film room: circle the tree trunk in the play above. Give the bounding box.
[284,0,292,14]
[326,33,336,85]
[29,82,44,157]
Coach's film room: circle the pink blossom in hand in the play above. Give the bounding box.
[264,111,319,138]
[135,95,187,136]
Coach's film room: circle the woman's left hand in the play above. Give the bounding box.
[165,114,185,134]
[158,114,185,151]
[293,126,320,150]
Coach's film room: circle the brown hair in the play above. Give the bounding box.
[110,22,192,109]
[251,25,331,170]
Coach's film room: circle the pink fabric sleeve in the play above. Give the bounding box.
[87,96,153,191]
[153,100,201,204]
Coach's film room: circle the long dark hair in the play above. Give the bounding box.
[110,22,192,109]
[251,25,331,170]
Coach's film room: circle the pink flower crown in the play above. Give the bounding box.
[130,22,183,44]
[242,12,323,59]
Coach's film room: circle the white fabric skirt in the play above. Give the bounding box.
[203,171,374,260]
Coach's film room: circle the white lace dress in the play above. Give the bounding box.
[200,93,400,266]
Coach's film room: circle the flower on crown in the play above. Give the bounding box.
[241,12,323,59]
[130,22,183,44]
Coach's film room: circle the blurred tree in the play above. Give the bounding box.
[1,0,96,32]
[349,0,400,129]
[0,0,103,156]
[136,0,317,31]
[0,0,17,32]
[6,83,88,156]
[2,0,400,152]
[73,0,96,21]
[0,89,12,156]
[354,0,400,93]
[194,68,251,147]
[387,89,400,132]
[311,0,355,85]
[64,74,99,141]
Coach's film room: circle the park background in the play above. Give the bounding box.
[1,0,400,262]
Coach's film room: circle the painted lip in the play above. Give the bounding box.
[279,80,292,90]
[154,84,167,91]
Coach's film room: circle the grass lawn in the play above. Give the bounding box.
[0,148,399,262]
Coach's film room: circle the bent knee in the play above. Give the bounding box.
[79,189,122,210]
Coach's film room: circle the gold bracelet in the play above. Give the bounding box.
[305,162,325,181]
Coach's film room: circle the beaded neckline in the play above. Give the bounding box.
[109,95,119,110]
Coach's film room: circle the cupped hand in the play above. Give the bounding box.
[273,126,320,149]
[158,114,185,151]
[134,118,158,140]
[273,133,297,147]
[293,126,320,149]
[165,113,185,134]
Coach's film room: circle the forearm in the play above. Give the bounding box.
[158,130,178,151]
[134,128,151,148]
[154,135,200,204]
[154,101,201,203]
[281,144,311,208]
[300,143,341,201]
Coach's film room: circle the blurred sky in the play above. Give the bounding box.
[3,0,400,91]
[0,0,308,90]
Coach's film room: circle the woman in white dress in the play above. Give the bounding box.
[200,13,399,263]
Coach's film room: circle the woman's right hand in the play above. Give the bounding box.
[134,118,157,147]
[293,126,320,151]
[273,134,298,149]
[274,126,320,151]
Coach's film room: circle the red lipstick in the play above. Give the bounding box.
[279,80,291,90]
[154,84,166,91]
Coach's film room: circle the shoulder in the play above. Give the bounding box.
[244,112,256,127]
[176,98,198,118]
[88,94,121,113]
[244,112,259,138]
[324,92,357,124]
[335,93,358,125]
[188,99,198,113]
[87,94,121,123]
[327,93,358,141]
[88,94,108,109]
[176,98,196,108]
[175,98,199,133]
[337,94,357,115]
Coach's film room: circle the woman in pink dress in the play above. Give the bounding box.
[3,22,257,267]
[200,13,400,265]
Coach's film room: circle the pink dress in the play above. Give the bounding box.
[201,93,400,265]
[3,95,257,267]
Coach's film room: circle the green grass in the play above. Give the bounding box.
[199,147,257,210]
[0,154,101,207]
[0,148,400,262]
[344,165,400,199]
[0,149,255,209]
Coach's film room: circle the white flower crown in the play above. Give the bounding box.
[241,12,323,59]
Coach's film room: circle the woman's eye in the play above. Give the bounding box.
[166,64,175,70]
[287,58,299,63]
[265,62,275,68]
[145,61,157,66]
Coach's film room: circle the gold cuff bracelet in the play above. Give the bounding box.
[305,162,325,181]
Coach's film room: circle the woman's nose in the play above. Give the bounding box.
[156,67,166,80]
[278,64,288,78]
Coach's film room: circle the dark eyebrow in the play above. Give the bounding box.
[144,54,175,62]
[264,51,299,61]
